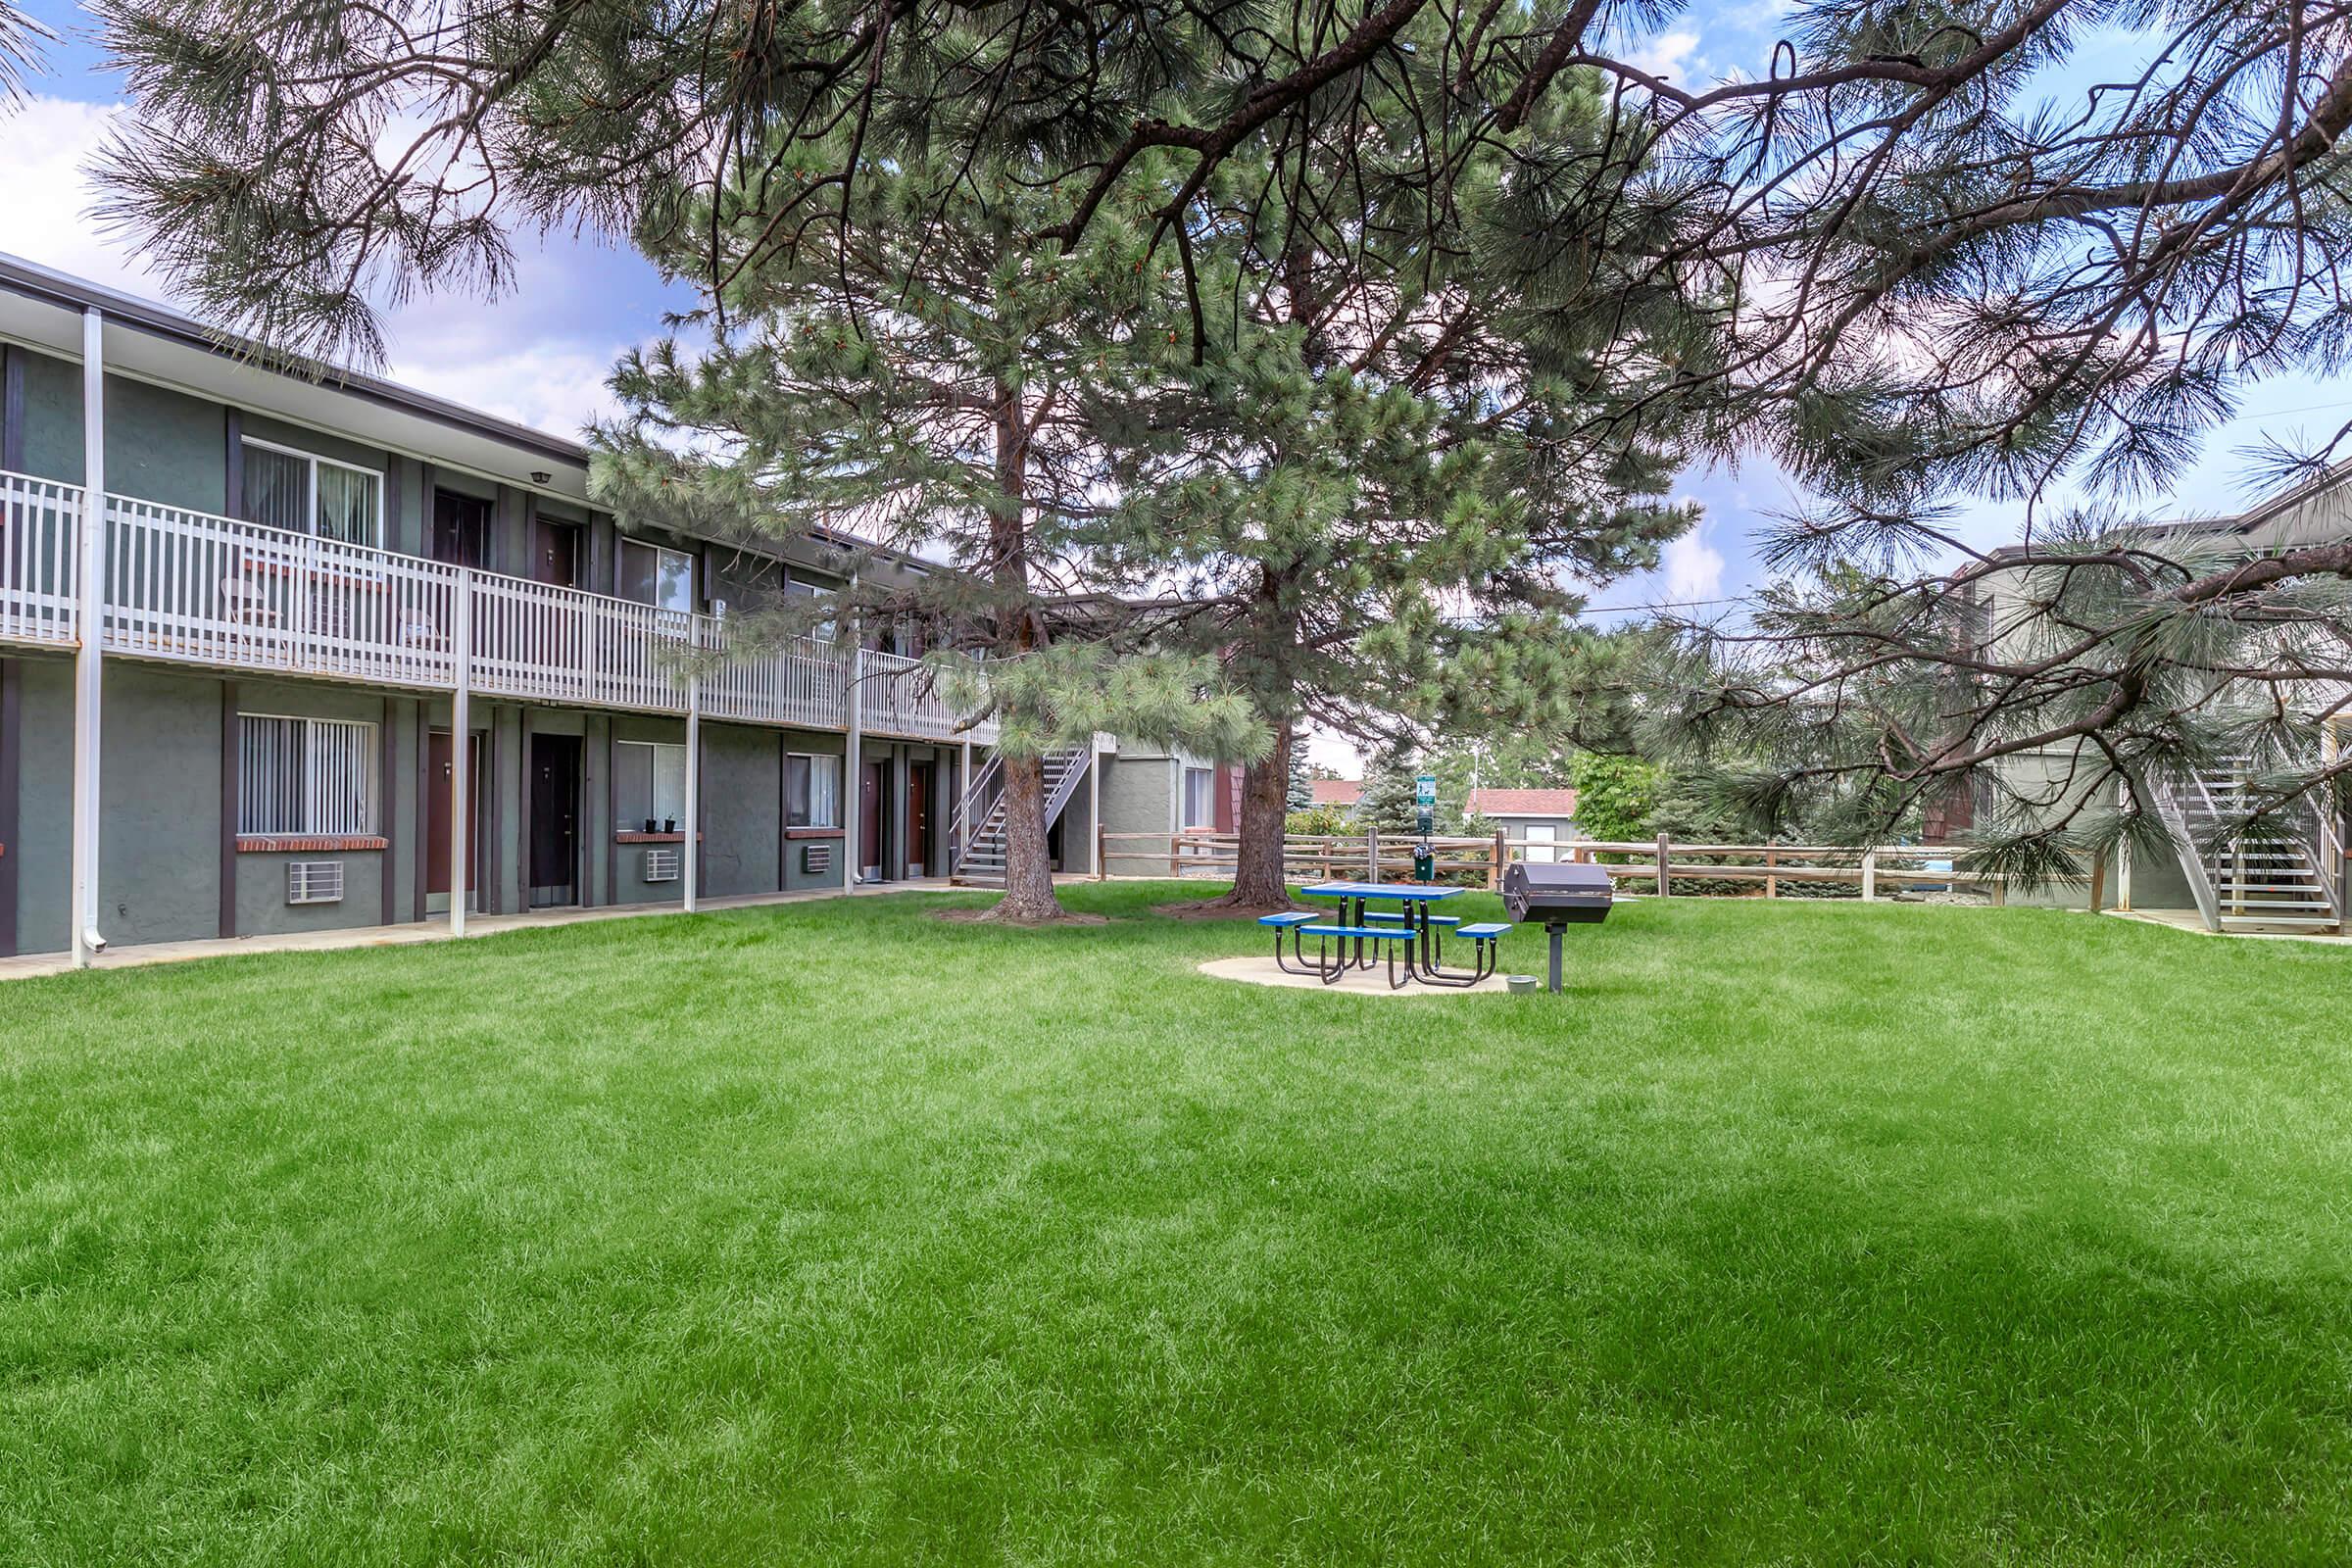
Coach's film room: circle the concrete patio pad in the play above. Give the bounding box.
[1197,954,1520,996]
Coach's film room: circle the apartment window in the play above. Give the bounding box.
[618,740,689,824]
[620,540,695,613]
[1522,823,1557,864]
[1182,765,1216,829]
[786,753,842,827]
[784,577,836,641]
[238,715,376,835]
[242,439,381,547]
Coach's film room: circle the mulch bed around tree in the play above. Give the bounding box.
[1152,897,1305,921]
[930,906,1111,927]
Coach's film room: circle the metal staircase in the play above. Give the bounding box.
[949,747,1092,886]
[2151,763,2344,932]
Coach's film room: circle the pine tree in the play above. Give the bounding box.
[1286,746,1313,812]
[1097,67,1699,910]
[596,148,1264,921]
[1357,749,1423,838]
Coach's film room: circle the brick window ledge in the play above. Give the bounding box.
[237,835,388,854]
[614,830,704,843]
[785,827,847,840]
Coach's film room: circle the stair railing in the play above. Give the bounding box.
[1040,747,1092,833]
[948,750,1005,876]
[2147,769,2224,932]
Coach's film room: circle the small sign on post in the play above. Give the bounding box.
[1414,774,1437,880]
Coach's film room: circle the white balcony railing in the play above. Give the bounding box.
[0,468,82,650]
[0,470,993,743]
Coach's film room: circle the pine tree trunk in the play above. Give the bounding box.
[982,376,1068,922]
[1227,719,1294,907]
[992,752,1063,920]
[1177,717,1294,914]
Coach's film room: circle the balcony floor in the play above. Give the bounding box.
[0,877,1096,981]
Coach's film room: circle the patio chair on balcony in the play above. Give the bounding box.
[221,573,281,630]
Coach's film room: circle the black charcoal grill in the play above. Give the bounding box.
[1501,861,1613,991]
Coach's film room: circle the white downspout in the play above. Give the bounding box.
[1088,734,1102,876]
[70,308,106,965]
[683,638,702,913]
[449,566,472,937]
[843,579,863,883]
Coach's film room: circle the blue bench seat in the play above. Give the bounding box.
[1299,924,1414,941]
[1256,910,1318,928]
[1363,911,1460,927]
[1456,922,1512,939]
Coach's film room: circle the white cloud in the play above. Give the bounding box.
[1660,525,1727,602]
[1,91,651,442]
[6,95,161,297]
[1629,29,1703,81]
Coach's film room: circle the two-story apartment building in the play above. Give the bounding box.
[0,254,1021,964]
[1985,465,2352,933]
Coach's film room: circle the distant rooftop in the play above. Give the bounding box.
[1467,788,1579,819]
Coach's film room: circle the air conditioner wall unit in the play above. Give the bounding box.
[287,860,344,905]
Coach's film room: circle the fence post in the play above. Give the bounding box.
[1491,827,1505,889]
[1861,848,1878,902]
[1655,833,1670,897]
[1765,844,1778,899]
[1367,828,1381,881]
[1096,823,1106,881]
[1169,831,1180,878]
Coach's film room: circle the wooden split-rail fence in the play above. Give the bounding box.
[1095,828,2008,903]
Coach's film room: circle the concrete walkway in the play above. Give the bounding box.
[2101,907,2352,945]
[0,878,997,982]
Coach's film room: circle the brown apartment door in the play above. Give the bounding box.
[859,760,886,881]
[532,515,581,588]
[426,730,481,902]
[528,734,581,906]
[906,761,933,878]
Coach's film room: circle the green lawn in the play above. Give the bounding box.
[6,887,2352,1563]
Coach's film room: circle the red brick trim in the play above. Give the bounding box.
[613,830,703,843]
[784,826,847,840]
[236,835,388,854]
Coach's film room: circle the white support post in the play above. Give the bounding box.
[1861,848,1878,902]
[69,308,106,967]
[449,568,472,937]
[1088,736,1102,877]
[683,667,702,913]
[2118,838,2133,911]
[957,737,973,870]
[843,594,864,883]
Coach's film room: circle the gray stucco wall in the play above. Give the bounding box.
[99,664,222,947]
[1101,753,1176,875]
[1988,746,2193,910]
[13,655,72,954]
[701,723,782,899]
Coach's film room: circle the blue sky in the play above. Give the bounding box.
[7,0,2343,769]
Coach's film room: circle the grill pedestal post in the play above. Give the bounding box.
[1547,922,1564,993]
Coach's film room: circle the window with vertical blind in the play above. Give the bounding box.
[1183,766,1216,828]
[786,754,842,827]
[238,715,377,835]
[240,439,382,546]
[617,740,689,823]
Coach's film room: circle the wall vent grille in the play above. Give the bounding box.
[643,848,681,883]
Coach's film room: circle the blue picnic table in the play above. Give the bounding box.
[1280,880,1497,988]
